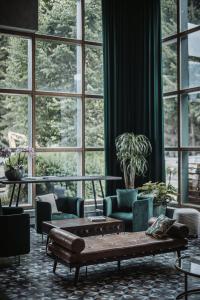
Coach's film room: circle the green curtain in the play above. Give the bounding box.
[102,0,165,195]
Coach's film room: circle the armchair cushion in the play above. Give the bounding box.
[55,196,84,217]
[116,189,138,211]
[52,213,78,220]
[37,193,58,213]
[110,212,133,223]
[146,214,175,239]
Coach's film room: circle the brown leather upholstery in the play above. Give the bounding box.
[48,229,187,265]
[49,228,85,254]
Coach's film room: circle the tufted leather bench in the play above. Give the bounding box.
[47,222,189,284]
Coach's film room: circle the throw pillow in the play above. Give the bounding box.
[37,193,58,214]
[116,189,138,211]
[146,214,176,239]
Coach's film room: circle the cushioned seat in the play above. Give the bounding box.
[110,212,133,223]
[48,224,188,283]
[52,213,78,221]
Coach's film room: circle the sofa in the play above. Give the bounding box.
[47,221,189,284]
[0,207,30,259]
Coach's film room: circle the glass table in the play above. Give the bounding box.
[175,255,200,299]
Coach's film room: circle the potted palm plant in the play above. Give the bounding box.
[115,132,152,189]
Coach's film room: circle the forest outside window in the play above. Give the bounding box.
[0,0,104,206]
[162,0,200,206]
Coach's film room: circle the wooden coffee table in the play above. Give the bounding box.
[42,217,124,237]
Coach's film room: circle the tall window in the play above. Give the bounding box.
[0,0,104,206]
[162,0,200,206]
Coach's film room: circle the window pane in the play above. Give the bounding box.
[181,93,200,147]
[35,152,80,197]
[161,0,177,38]
[85,46,103,95]
[163,41,177,92]
[0,34,29,89]
[0,94,29,148]
[85,0,102,42]
[36,40,81,92]
[189,93,200,147]
[188,151,200,205]
[38,0,81,39]
[182,93,200,147]
[181,33,200,89]
[164,96,178,147]
[85,98,104,147]
[181,0,200,31]
[85,151,104,198]
[165,151,178,190]
[35,96,81,147]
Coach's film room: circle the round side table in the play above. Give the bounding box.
[175,255,200,299]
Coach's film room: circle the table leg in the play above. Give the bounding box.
[99,180,104,199]
[91,180,97,209]
[185,274,188,300]
[16,183,22,207]
[9,184,16,207]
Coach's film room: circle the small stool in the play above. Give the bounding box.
[173,208,200,237]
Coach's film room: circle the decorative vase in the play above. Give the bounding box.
[153,204,167,217]
[5,167,24,181]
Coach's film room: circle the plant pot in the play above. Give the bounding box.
[153,204,166,217]
[5,168,23,181]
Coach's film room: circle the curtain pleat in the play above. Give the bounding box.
[102,0,165,195]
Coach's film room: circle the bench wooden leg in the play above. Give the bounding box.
[53,259,57,273]
[117,260,121,271]
[74,267,80,285]
[177,250,181,267]
[85,266,88,277]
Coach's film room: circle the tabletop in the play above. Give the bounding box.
[0,175,122,184]
[175,255,200,278]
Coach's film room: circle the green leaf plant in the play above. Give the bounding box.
[115,133,152,189]
[139,181,177,206]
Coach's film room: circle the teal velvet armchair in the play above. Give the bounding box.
[103,195,153,232]
[35,194,84,235]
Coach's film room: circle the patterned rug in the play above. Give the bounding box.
[0,229,200,300]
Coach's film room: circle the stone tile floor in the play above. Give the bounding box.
[0,230,200,300]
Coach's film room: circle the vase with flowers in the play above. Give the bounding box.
[0,147,34,181]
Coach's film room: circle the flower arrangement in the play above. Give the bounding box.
[0,147,35,180]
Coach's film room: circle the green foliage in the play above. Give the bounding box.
[115,133,152,189]
[0,0,103,202]
[161,0,177,37]
[85,99,104,147]
[35,153,77,196]
[85,151,104,198]
[139,181,177,205]
[162,1,200,149]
